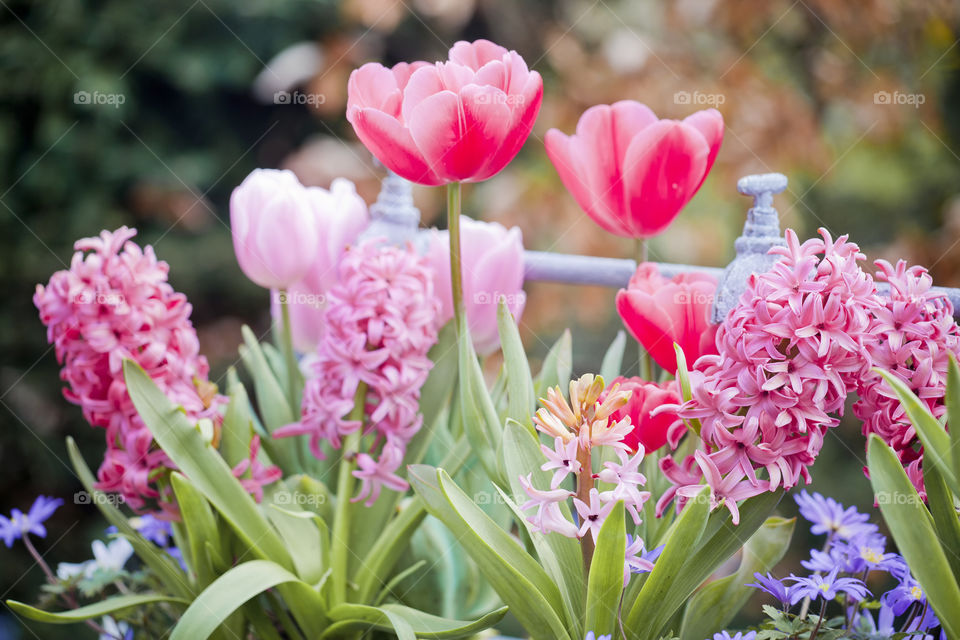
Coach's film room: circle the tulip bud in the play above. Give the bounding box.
[230,169,320,289]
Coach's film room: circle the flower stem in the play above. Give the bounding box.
[808,600,827,640]
[279,289,300,416]
[576,445,595,573]
[331,383,366,606]
[447,182,464,330]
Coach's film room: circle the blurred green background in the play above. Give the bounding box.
[2,0,960,637]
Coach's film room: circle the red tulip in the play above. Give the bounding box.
[615,262,719,374]
[545,101,723,238]
[346,40,543,186]
[608,377,684,452]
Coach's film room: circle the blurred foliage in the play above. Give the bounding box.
[3,0,960,637]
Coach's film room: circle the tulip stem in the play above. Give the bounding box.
[279,290,300,416]
[447,182,465,330]
[332,383,366,606]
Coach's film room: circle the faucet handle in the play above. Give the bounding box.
[737,172,788,210]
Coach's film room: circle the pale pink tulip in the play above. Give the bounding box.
[424,217,525,355]
[346,40,543,185]
[545,101,723,238]
[230,169,319,289]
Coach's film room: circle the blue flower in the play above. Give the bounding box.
[709,633,756,640]
[793,490,877,540]
[787,567,870,604]
[0,495,63,547]
[841,533,905,574]
[746,572,792,606]
[584,633,612,640]
[882,575,926,616]
[801,543,855,574]
[132,514,173,547]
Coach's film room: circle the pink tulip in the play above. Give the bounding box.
[269,178,370,352]
[615,263,719,374]
[424,217,525,355]
[545,101,723,238]
[607,377,684,452]
[230,169,320,289]
[346,39,543,186]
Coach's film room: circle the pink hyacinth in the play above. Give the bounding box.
[34,227,225,517]
[231,435,282,503]
[661,228,879,524]
[854,259,960,497]
[275,238,440,505]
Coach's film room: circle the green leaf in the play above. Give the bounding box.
[877,369,959,494]
[923,462,960,583]
[626,486,709,639]
[267,504,327,585]
[500,420,584,635]
[66,437,193,599]
[170,472,224,587]
[534,329,572,399]
[947,354,960,486]
[498,299,537,430]
[680,516,795,640]
[408,465,572,640]
[586,502,626,637]
[123,360,293,571]
[170,560,325,640]
[324,602,508,639]
[673,344,701,437]
[220,378,254,468]
[600,330,627,381]
[7,594,188,625]
[458,316,506,484]
[867,434,960,638]
[240,325,295,431]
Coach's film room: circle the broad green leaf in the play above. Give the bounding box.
[458,316,505,484]
[586,502,626,638]
[868,434,960,638]
[7,594,188,624]
[534,329,572,398]
[877,369,959,494]
[170,560,325,640]
[220,378,254,468]
[240,325,295,431]
[626,486,709,639]
[408,465,572,640]
[498,299,537,429]
[600,330,627,382]
[680,516,795,640]
[170,472,224,587]
[123,360,293,571]
[923,462,960,583]
[500,420,584,635]
[324,602,508,639]
[947,354,960,486]
[267,504,327,585]
[65,437,192,599]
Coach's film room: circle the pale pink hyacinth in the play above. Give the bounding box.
[661,229,879,524]
[231,436,282,503]
[520,375,651,546]
[34,227,226,517]
[424,217,525,355]
[275,238,440,505]
[854,259,960,497]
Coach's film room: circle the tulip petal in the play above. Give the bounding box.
[346,63,404,120]
[615,288,680,372]
[448,39,510,70]
[351,108,443,186]
[683,108,724,189]
[622,120,708,237]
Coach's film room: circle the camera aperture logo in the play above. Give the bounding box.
[74,91,126,108]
